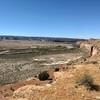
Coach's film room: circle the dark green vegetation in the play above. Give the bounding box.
[0,46,80,60]
[76,73,100,91]
[0,44,83,85]
[38,71,49,81]
[55,68,60,72]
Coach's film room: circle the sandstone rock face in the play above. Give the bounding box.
[92,47,98,56]
[54,71,65,80]
[80,43,92,51]
[80,42,98,57]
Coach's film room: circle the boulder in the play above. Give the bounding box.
[80,43,98,57]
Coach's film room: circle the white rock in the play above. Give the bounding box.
[95,96,100,100]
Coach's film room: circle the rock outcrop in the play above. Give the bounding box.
[80,39,99,57]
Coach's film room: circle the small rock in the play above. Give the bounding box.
[82,94,85,97]
[95,96,100,100]
[46,84,52,87]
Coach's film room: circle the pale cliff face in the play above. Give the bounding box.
[92,47,98,56]
[80,40,99,57]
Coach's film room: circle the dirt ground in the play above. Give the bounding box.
[3,63,100,100]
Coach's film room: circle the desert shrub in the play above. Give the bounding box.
[76,73,94,90]
[55,68,59,72]
[38,71,49,81]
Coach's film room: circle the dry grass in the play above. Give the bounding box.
[6,63,100,100]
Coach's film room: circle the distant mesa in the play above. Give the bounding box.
[0,35,86,43]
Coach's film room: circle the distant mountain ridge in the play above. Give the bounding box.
[0,35,86,43]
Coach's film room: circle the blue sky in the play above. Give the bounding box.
[0,0,100,39]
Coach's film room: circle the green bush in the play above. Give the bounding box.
[38,71,49,81]
[55,68,60,72]
[76,73,94,90]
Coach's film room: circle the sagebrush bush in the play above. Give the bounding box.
[55,68,59,72]
[38,71,49,81]
[76,73,94,90]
